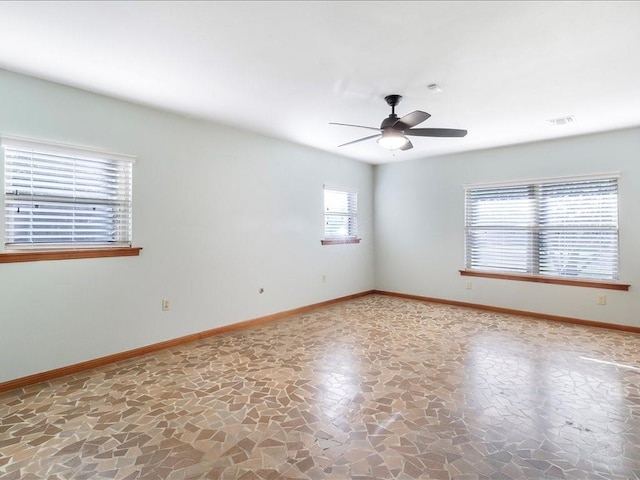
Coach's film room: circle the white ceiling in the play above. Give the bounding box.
[0,1,639,164]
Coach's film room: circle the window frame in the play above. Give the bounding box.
[321,185,361,245]
[1,135,140,263]
[461,173,629,290]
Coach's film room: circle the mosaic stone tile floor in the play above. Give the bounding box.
[1,294,640,480]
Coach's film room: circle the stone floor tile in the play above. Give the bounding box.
[1,295,639,479]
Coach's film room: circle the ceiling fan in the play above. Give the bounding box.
[330,94,467,151]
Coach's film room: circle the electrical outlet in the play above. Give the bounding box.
[322,274,327,283]
[465,280,472,290]
[161,299,170,311]
[597,294,606,306]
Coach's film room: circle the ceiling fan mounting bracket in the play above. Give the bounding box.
[384,94,402,108]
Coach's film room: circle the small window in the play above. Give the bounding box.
[464,175,619,281]
[2,136,135,250]
[322,186,360,245]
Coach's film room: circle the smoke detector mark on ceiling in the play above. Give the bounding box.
[548,115,575,126]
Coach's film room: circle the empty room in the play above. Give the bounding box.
[1,1,639,479]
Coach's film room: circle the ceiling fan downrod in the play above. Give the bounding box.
[385,94,402,115]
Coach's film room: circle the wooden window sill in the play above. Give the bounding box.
[459,269,629,291]
[0,247,143,263]
[321,238,361,246]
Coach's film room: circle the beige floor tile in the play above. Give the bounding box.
[1,295,639,479]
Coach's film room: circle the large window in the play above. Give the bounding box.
[2,136,135,250]
[322,186,360,245]
[464,175,619,281]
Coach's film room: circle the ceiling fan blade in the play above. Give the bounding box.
[405,128,468,138]
[393,110,431,129]
[329,122,380,131]
[337,134,380,147]
[400,139,413,151]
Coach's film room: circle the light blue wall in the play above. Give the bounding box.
[1,66,637,385]
[0,69,374,382]
[374,127,640,327]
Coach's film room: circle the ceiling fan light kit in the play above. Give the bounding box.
[377,129,409,150]
[331,94,467,152]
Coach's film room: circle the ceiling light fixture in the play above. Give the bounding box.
[377,129,408,150]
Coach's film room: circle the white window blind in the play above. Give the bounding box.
[465,175,619,281]
[324,187,358,239]
[2,137,135,249]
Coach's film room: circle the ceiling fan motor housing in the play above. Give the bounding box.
[381,115,400,130]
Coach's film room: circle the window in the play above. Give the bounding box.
[322,186,360,245]
[464,175,619,281]
[2,136,135,251]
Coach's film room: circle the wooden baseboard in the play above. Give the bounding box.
[0,290,375,394]
[4,288,637,394]
[373,290,640,334]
